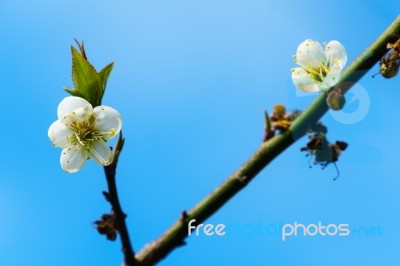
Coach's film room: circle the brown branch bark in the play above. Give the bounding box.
[103,132,137,266]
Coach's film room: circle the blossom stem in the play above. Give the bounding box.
[103,131,137,266]
[135,16,400,266]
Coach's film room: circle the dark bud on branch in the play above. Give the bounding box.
[94,213,118,241]
[326,88,346,111]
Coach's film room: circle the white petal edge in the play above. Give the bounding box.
[88,140,113,166]
[57,96,92,119]
[320,66,342,89]
[60,147,88,173]
[295,39,326,73]
[325,40,347,69]
[48,120,74,148]
[93,105,122,140]
[292,67,321,92]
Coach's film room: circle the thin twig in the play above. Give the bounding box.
[103,131,137,266]
[135,16,400,266]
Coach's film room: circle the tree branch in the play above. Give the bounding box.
[103,131,137,266]
[135,16,400,266]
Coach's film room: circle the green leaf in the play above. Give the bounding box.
[98,62,114,103]
[64,87,85,98]
[65,41,114,107]
[67,46,101,106]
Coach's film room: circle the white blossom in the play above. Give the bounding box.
[292,39,347,92]
[48,96,122,173]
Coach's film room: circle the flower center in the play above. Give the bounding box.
[305,61,330,83]
[75,122,95,145]
[69,114,102,146]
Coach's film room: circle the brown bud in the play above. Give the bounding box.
[326,88,346,111]
[272,104,286,119]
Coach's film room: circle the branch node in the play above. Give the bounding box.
[236,175,249,184]
[180,210,188,222]
[177,240,187,247]
[102,191,111,202]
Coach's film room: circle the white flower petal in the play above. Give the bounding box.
[59,106,94,128]
[292,67,321,92]
[295,39,326,72]
[88,140,113,166]
[60,146,88,173]
[48,120,74,148]
[325,40,347,69]
[57,96,92,119]
[320,66,342,89]
[93,106,122,140]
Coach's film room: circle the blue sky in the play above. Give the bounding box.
[1,1,400,265]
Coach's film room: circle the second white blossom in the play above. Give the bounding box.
[292,39,347,92]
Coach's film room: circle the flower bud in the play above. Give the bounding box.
[326,88,346,110]
[272,104,286,119]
